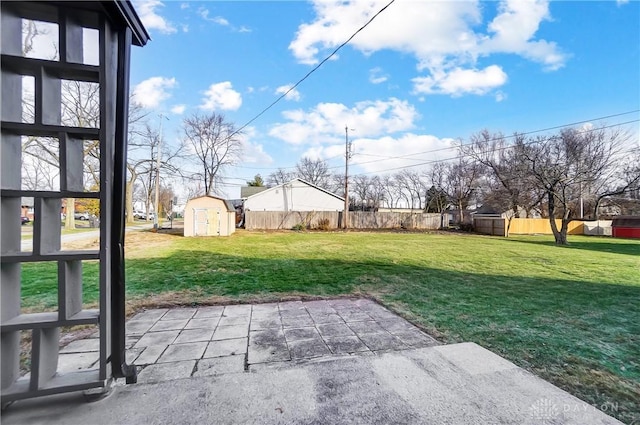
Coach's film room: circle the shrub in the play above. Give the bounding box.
[291,223,306,231]
[316,218,331,231]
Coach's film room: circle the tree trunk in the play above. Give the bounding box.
[65,198,75,230]
[558,206,572,246]
[505,216,513,238]
[547,190,570,245]
[547,191,563,245]
[126,168,137,224]
[126,180,135,223]
[557,219,569,245]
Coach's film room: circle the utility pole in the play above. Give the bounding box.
[154,114,168,231]
[344,126,353,229]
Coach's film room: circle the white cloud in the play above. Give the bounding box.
[197,7,251,33]
[200,82,242,111]
[242,142,273,165]
[238,127,273,165]
[198,7,229,25]
[134,0,176,34]
[180,3,189,9]
[617,0,629,4]
[275,84,301,102]
[269,98,418,145]
[412,65,508,96]
[171,104,186,114]
[495,91,507,102]
[369,67,388,85]
[289,0,566,97]
[132,76,176,108]
[481,0,564,71]
[304,133,457,174]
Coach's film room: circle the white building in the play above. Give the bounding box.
[243,179,344,212]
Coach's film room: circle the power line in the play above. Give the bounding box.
[235,153,344,171]
[353,119,640,176]
[162,116,638,189]
[231,0,396,136]
[341,109,640,169]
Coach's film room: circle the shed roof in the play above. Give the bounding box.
[186,195,235,212]
[611,216,640,228]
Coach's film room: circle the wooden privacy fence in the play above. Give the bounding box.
[349,211,445,229]
[244,211,446,230]
[473,217,507,237]
[474,217,586,236]
[244,211,340,230]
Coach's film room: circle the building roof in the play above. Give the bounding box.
[244,178,344,202]
[104,0,150,46]
[43,1,150,47]
[186,195,235,212]
[240,186,268,199]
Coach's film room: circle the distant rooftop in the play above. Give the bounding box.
[240,186,269,198]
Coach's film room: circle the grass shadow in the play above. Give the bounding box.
[506,235,640,256]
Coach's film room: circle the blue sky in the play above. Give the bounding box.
[129,0,640,199]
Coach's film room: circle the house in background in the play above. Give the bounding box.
[240,186,268,198]
[184,195,236,237]
[21,198,34,219]
[243,178,344,212]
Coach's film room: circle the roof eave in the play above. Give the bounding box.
[104,0,150,46]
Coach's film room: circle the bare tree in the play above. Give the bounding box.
[124,99,151,222]
[352,175,372,211]
[329,173,345,197]
[267,168,294,186]
[393,172,411,208]
[379,175,399,208]
[127,124,183,221]
[441,157,481,225]
[183,113,242,196]
[463,130,544,233]
[521,125,630,245]
[22,76,101,229]
[426,163,451,228]
[401,170,428,210]
[590,147,640,219]
[295,157,331,189]
[159,184,175,219]
[369,175,386,211]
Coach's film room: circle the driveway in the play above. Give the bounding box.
[20,223,154,251]
[1,299,622,424]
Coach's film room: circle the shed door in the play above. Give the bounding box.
[194,208,221,236]
[208,209,221,236]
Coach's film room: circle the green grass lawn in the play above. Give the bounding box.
[20,230,640,422]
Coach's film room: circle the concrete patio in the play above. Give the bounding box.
[2,299,622,424]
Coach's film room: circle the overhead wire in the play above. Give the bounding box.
[349,109,639,166]
[229,0,397,137]
[182,0,397,179]
[352,119,640,176]
[232,109,640,174]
